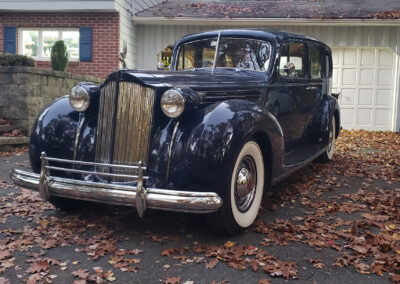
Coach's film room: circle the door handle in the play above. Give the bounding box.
[306,86,318,90]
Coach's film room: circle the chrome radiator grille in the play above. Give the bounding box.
[95,81,155,180]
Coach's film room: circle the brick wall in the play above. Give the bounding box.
[0,12,120,78]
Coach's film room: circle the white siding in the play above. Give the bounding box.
[114,0,163,68]
[135,25,400,70]
[115,0,136,68]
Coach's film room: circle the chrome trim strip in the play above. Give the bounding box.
[45,165,149,180]
[73,115,85,161]
[166,121,179,182]
[45,157,147,170]
[212,31,221,74]
[11,168,223,214]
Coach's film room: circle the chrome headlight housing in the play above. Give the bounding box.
[161,89,185,118]
[69,85,90,112]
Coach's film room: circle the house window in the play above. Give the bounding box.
[19,28,79,60]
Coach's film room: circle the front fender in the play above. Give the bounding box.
[29,97,80,173]
[163,100,284,194]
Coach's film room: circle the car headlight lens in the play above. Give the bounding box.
[69,85,90,112]
[161,89,185,118]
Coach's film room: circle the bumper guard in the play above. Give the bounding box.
[10,152,222,216]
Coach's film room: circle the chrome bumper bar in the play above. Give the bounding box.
[10,153,222,216]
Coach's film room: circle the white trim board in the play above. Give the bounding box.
[0,1,116,11]
[132,17,400,27]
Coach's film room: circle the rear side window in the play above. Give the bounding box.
[279,42,307,79]
[310,44,322,79]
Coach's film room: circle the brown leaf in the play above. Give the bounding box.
[72,280,86,284]
[205,258,219,269]
[25,274,42,284]
[391,274,400,283]
[258,279,271,284]
[161,247,186,256]
[351,245,368,254]
[72,269,90,279]
[163,277,181,284]
[0,251,11,260]
[309,259,326,269]
[25,261,49,274]
[0,277,10,284]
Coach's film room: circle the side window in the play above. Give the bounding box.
[310,44,322,79]
[279,42,307,79]
[325,54,332,78]
[176,38,217,70]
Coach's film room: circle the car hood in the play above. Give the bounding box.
[115,69,269,90]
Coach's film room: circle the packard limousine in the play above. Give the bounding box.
[11,30,340,234]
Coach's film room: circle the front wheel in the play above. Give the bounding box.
[208,141,265,235]
[317,116,336,163]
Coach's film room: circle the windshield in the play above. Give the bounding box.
[176,37,271,72]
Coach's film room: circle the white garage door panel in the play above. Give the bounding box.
[332,47,396,131]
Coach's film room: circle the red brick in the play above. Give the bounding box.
[0,11,120,78]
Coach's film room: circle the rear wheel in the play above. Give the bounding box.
[208,141,265,235]
[317,116,336,163]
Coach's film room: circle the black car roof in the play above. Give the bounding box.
[175,29,330,49]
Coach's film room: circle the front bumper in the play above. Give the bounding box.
[10,153,222,216]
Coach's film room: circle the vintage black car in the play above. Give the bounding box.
[11,30,340,234]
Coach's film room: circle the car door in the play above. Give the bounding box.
[306,43,325,130]
[274,41,313,154]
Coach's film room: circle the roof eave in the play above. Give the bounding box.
[132,16,400,26]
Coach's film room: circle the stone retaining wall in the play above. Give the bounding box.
[0,66,103,135]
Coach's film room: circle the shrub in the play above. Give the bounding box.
[0,53,35,67]
[51,40,69,71]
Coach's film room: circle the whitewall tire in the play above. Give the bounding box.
[318,116,336,163]
[208,140,265,234]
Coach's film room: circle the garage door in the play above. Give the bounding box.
[332,47,397,131]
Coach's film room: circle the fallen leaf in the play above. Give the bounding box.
[25,261,49,274]
[72,269,89,279]
[205,258,219,269]
[164,277,181,284]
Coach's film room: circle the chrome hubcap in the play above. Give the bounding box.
[234,155,257,213]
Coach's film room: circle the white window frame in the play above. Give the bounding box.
[18,28,80,61]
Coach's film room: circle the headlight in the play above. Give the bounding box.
[69,85,90,112]
[161,89,185,118]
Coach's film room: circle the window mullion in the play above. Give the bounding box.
[39,30,43,60]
